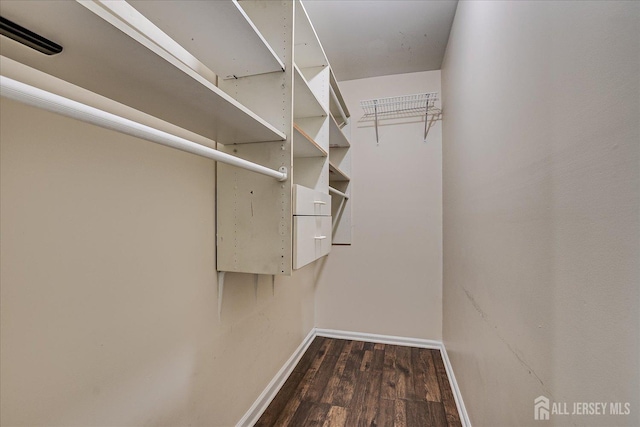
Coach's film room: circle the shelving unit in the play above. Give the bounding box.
[0,0,286,145]
[0,0,353,276]
[327,71,353,245]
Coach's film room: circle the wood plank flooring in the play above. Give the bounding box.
[256,337,462,427]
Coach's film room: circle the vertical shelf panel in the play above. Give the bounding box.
[216,0,294,275]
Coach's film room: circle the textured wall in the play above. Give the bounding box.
[441,1,639,426]
[0,97,315,426]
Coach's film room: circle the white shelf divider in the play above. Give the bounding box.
[294,64,327,119]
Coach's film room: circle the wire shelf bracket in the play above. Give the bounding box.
[360,92,441,144]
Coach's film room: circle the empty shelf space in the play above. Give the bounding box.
[294,64,327,119]
[329,161,350,182]
[128,0,284,80]
[293,124,328,158]
[0,1,285,144]
[294,0,328,69]
[329,114,350,148]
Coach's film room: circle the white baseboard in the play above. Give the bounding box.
[315,328,443,350]
[235,328,317,427]
[440,342,471,427]
[237,328,471,427]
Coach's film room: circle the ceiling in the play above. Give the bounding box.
[302,0,458,82]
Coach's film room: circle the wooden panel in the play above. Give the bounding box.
[293,216,332,270]
[433,350,463,427]
[322,406,348,427]
[305,340,345,402]
[320,340,353,404]
[254,371,304,427]
[413,348,442,402]
[331,340,364,407]
[381,344,397,400]
[376,398,396,427]
[260,339,460,427]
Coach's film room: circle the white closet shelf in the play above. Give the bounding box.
[329,113,350,148]
[128,0,284,79]
[329,161,350,182]
[294,64,327,119]
[294,0,329,69]
[293,124,328,158]
[0,0,285,144]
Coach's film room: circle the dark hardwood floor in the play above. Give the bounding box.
[256,337,462,427]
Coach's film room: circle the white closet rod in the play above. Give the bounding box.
[0,76,288,182]
[328,186,349,200]
[329,85,348,126]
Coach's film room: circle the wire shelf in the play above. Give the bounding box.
[360,92,439,118]
[359,92,441,144]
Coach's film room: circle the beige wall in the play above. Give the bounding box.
[315,71,443,340]
[442,1,639,426]
[0,97,316,426]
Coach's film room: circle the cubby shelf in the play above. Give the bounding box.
[294,64,328,119]
[0,0,285,144]
[329,161,351,182]
[293,124,328,158]
[128,0,285,79]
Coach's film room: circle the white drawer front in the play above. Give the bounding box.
[293,185,331,216]
[293,216,332,269]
